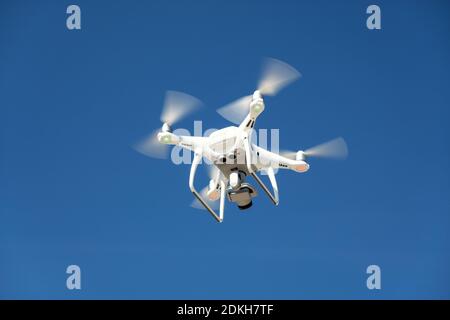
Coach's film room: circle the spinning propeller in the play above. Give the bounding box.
[217,57,301,124]
[133,90,202,159]
[190,163,221,210]
[282,137,349,161]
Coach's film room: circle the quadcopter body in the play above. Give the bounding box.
[135,58,347,222]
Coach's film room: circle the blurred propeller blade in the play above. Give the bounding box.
[160,90,203,126]
[281,137,348,160]
[205,162,220,181]
[216,58,300,123]
[133,129,168,159]
[190,185,220,211]
[280,150,297,160]
[258,57,301,96]
[216,95,252,125]
[133,90,202,159]
[305,137,348,159]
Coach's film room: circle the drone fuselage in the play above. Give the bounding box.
[157,91,309,222]
[136,59,345,222]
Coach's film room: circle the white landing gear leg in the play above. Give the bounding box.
[244,137,279,206]
[189,152,225,222]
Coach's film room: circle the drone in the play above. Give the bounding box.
[135,58,348,222]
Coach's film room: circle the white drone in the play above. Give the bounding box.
[135,58,348,222]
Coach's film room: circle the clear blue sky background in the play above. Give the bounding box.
[1,0,449,299]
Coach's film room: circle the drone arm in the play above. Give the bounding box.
[238,92,265,132]
[177,135,208,153]
[238,114,257,132]
[254,146,310,173]
[158,131,208,154]
[189,152,223,223]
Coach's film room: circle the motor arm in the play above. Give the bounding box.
[158,131,209,154]
[238,90,265,133]
[253,145,310,173]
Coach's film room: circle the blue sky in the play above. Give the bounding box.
[1,0,449,299]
